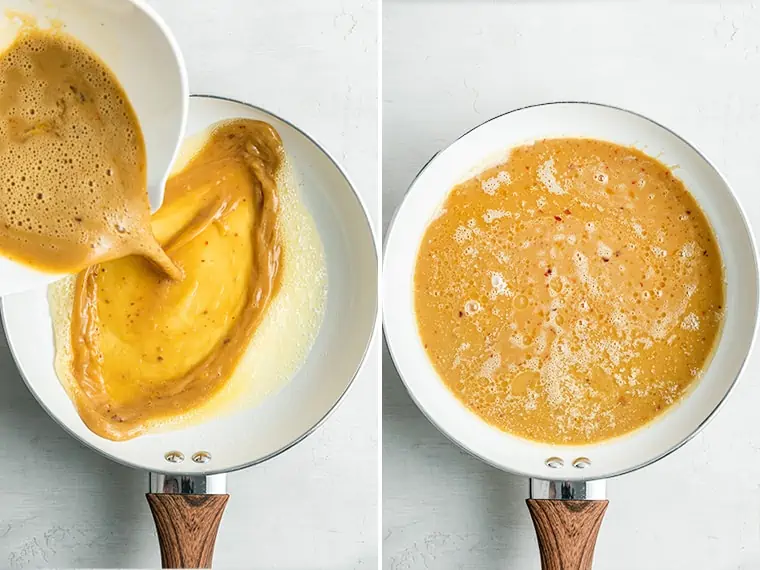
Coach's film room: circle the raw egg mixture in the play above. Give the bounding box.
[0,24,178,278]
[414,139,724,444]
[50,119,327,441]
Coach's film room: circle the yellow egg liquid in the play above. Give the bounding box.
[56,119,284,441]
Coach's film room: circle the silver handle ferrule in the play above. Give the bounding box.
[529,478,606,500]
[149,472,227,494]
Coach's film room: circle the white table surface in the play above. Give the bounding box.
[383,2,760,569]
[0,1,378,568]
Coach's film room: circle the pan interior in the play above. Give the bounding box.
[2,95,378,474]
[383,102,757,481]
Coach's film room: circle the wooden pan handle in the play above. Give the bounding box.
[146,493,230,568]
[526,499,608,570]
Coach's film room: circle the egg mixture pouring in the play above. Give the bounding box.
[52,120,287,441]
[415,138,724,444]
[0,25,179,278]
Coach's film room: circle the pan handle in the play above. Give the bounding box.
[146,473,229,569]
[526,479,608,570]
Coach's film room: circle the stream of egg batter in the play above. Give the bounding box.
[415,139,724,444]
[51,120,285,441]
[0,24,179,279]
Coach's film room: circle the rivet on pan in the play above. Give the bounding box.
[572,457,591,469]
[545,457,564,468]
[192,451,212,464]
[164,451,184,463]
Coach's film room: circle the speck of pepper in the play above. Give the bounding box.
[564,209,571,215]
[157,355,164,362]
[223,338,231,345]
[458,311,463,317]
[554,215,562,222]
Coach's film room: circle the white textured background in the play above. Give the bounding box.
[0,1,378,568]
[383,2,760,569]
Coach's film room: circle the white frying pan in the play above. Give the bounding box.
[383,102,758,569]
[2,94,378,568]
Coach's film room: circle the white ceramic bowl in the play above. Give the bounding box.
[0,0,188,295]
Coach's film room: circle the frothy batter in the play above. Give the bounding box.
[415,139,724,444]
[0,26,178,278]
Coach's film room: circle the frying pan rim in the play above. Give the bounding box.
[2,92,380,476]
[382,99,759,481]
